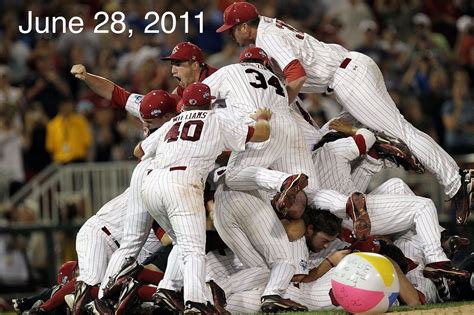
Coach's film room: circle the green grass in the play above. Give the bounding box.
[251,300,474,314]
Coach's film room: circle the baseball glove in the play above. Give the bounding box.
[372,131,425,174]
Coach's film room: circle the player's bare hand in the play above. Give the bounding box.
[327,249,351,266]
[329,118,357,135]
[70,64,87,80]
[254,107,272,121]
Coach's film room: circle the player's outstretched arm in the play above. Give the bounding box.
[249,107,272,142]
[286,75,307,104]
[70,64,115,100]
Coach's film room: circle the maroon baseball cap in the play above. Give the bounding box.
[140,90,178,120]
[216,2,259,33]
[239,47,269,63]
[182,82,215,108]
[161,42,204,64]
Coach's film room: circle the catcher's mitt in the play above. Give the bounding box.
[373,131,425,174]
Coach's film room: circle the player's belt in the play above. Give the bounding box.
[101,226,120,247]
[170,166,187,171]
[326,58,352,94]
[339,57,352,69]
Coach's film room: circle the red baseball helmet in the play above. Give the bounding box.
[140,90,179,120]
[57,260,78,284]
[239,47,270,64]
[181,82,215,108]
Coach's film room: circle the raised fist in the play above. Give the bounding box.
[70,64,87,80]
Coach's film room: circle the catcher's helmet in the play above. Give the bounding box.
[57,260,78,284]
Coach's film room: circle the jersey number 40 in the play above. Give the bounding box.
[164,120,204,143]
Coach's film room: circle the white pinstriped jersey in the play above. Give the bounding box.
[202,63,290,120]
[141,109,248,178]
[255,16,348,93]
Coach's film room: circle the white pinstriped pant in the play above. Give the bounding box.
[225,113,319,198]
[333,51,460,198]
[214,184,296,297]
[312,179,449,264]
[76,215,120,286]
[99,159,159,296]
[141,168,208,304]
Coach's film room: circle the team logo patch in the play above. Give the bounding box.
[134,95,143,104]
[189,99,198,105]
[202,91,210,99]
[172,46,179,54]
[244,52,252,58]
[150,109,162,117]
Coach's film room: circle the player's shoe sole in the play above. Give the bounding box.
[346,192,371,241]
[423,262,470,280]
[276,173,308,216]
[260,295,308,312]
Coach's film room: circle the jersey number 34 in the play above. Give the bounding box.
[245,69,285,97]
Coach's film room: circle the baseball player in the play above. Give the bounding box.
[202,46,318,214]
[308,125,470,279]
[72,188,162,314]
[216,1,474,225]
[212,169,308,312]
[138,82,272,313]
[12,261,79,314]
[96,90,178,300]
[71,41,216,112]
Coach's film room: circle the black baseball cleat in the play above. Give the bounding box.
[260,295,308,313]
[103,257,143,299]
[275,173,308,216]
[84,298,115,315]
[184,301,218,314]
[346,192,371,241]
[152,289,185,313]
[12,297,37,313]
[115,278,141,315]
[423,261,470,280]
[373,131,425,174]
[207,280,230,315]
[442,235,470,259]
[452,169,474,225]
[72,281,94,314]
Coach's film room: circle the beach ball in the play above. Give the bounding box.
[331,252,399,313]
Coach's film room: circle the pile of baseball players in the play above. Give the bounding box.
[12,2,474,314]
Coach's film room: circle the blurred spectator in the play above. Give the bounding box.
[442,69,474,153]
[0,233,30,292]
[410,13,452,62]
[22,103,51,180]
[16,199,48,287]
[25,44,71,119]
[326,0,375,49]
[301,93,342,126]
[46,99,92,164]
[455,15,474,83]
[206,41,239,68]
[114,113,144,160]
[0,65,24,128]
[354,20,387,65]
[91,106,121,162]
[402,50,443,97]
[0,107,25,200]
